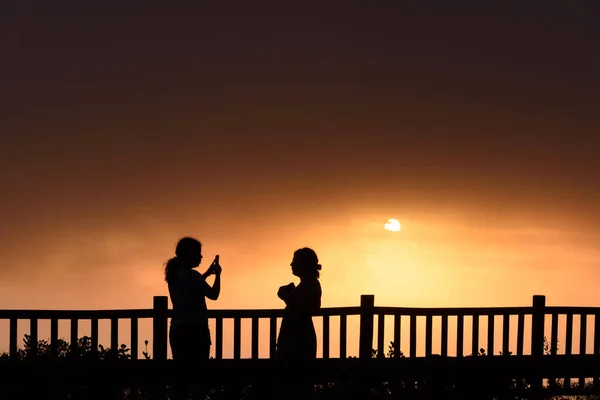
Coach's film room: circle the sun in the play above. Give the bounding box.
[384,218,401,232]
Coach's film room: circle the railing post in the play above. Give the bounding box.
[531,295,546,357]
[153,296,168,361]
[359,294,375,359]
[531,295,546,400]
[9,318,18,361]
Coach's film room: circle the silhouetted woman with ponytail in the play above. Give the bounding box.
[165,237,221,399]
[275,247,322,399]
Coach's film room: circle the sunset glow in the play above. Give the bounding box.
[1,5,598,363]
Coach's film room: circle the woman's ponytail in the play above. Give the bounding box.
[164,256,182,284]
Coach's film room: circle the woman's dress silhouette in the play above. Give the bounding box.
[275,248,322,399]
[276,278,322,360]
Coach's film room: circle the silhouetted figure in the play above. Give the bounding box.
[275,247,322,399]
[164,237,221,400]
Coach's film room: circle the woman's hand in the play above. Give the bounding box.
[211,262,222,276]
[203,264,215,277]
[203,257,221,277]
[277,282,295,300]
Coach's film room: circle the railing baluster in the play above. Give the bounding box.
[595,313,600,355]
[216,317,223,360]
[393,314,401,358]
[548,313,558,390]
[251,317,259,359]
[269,317,277,359]
[457,314,464,358]
[550,313,559,355]
[471,314,479,356]
[580,314,587,355]
[594,313,600,390]
[441,314,448,357]
[487,315,494,356]
[425,314,433,357]
[502,314,510,356]
[29,318,38,358]
[565,313,573,355]
[130,316,140,398]
[549,313,559,390]
[91,318,99,358]
[111,317,119,357]
[565,313,573,389]
[233,317,241,359]
[51,318,59,358]
[9,317,17,361]
[409,315,417,358]
[323,315,330,359]
[516,313,525,356]
[70,318,78,356]
[130,317,138,360]
[340,314,347,359]
[579,314,587,388]
[377,314,385,358]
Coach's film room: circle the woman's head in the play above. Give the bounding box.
[290,247,321,279]
[175,237,202,266]
[164,237,202,283]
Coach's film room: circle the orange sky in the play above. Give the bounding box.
[1,3,599,358]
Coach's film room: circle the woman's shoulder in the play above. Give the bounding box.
[315,279,322,293]
[177,268,203,281]
[302,278,322,293]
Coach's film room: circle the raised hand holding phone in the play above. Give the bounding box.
[210,255,222,275]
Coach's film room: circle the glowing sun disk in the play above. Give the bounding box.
[384,219,401,232]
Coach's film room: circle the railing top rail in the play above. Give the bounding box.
[207,306,363,318]
[0,309,156,319]
[0,306,364,320]
[374,306,533,316]
[545,306,600,313]
[2,304,599,320]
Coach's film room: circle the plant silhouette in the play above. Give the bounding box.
[0,333,151,399]
[1,334,597,399]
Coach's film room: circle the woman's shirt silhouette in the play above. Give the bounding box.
[168,269,211,326]
[276,277,322,360]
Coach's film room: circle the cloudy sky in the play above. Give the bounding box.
[1,3,598,357]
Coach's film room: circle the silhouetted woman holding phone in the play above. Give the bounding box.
[165,237,221,399]
[275,247,322,399]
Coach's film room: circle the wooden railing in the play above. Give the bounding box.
[2,294,600,365]
[2,294,600,399]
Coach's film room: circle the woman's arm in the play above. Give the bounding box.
[283,281,320,311]
[278,283,295,302]
[200,271,212,280]
[206,272,221,300]
[186,269,219,301]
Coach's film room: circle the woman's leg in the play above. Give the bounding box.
[189,324,211,400]
[295,326,318,400]
[170,324,195,400]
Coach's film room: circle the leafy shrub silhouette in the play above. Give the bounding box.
[0,334,152,399]
[0,334,138,361]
